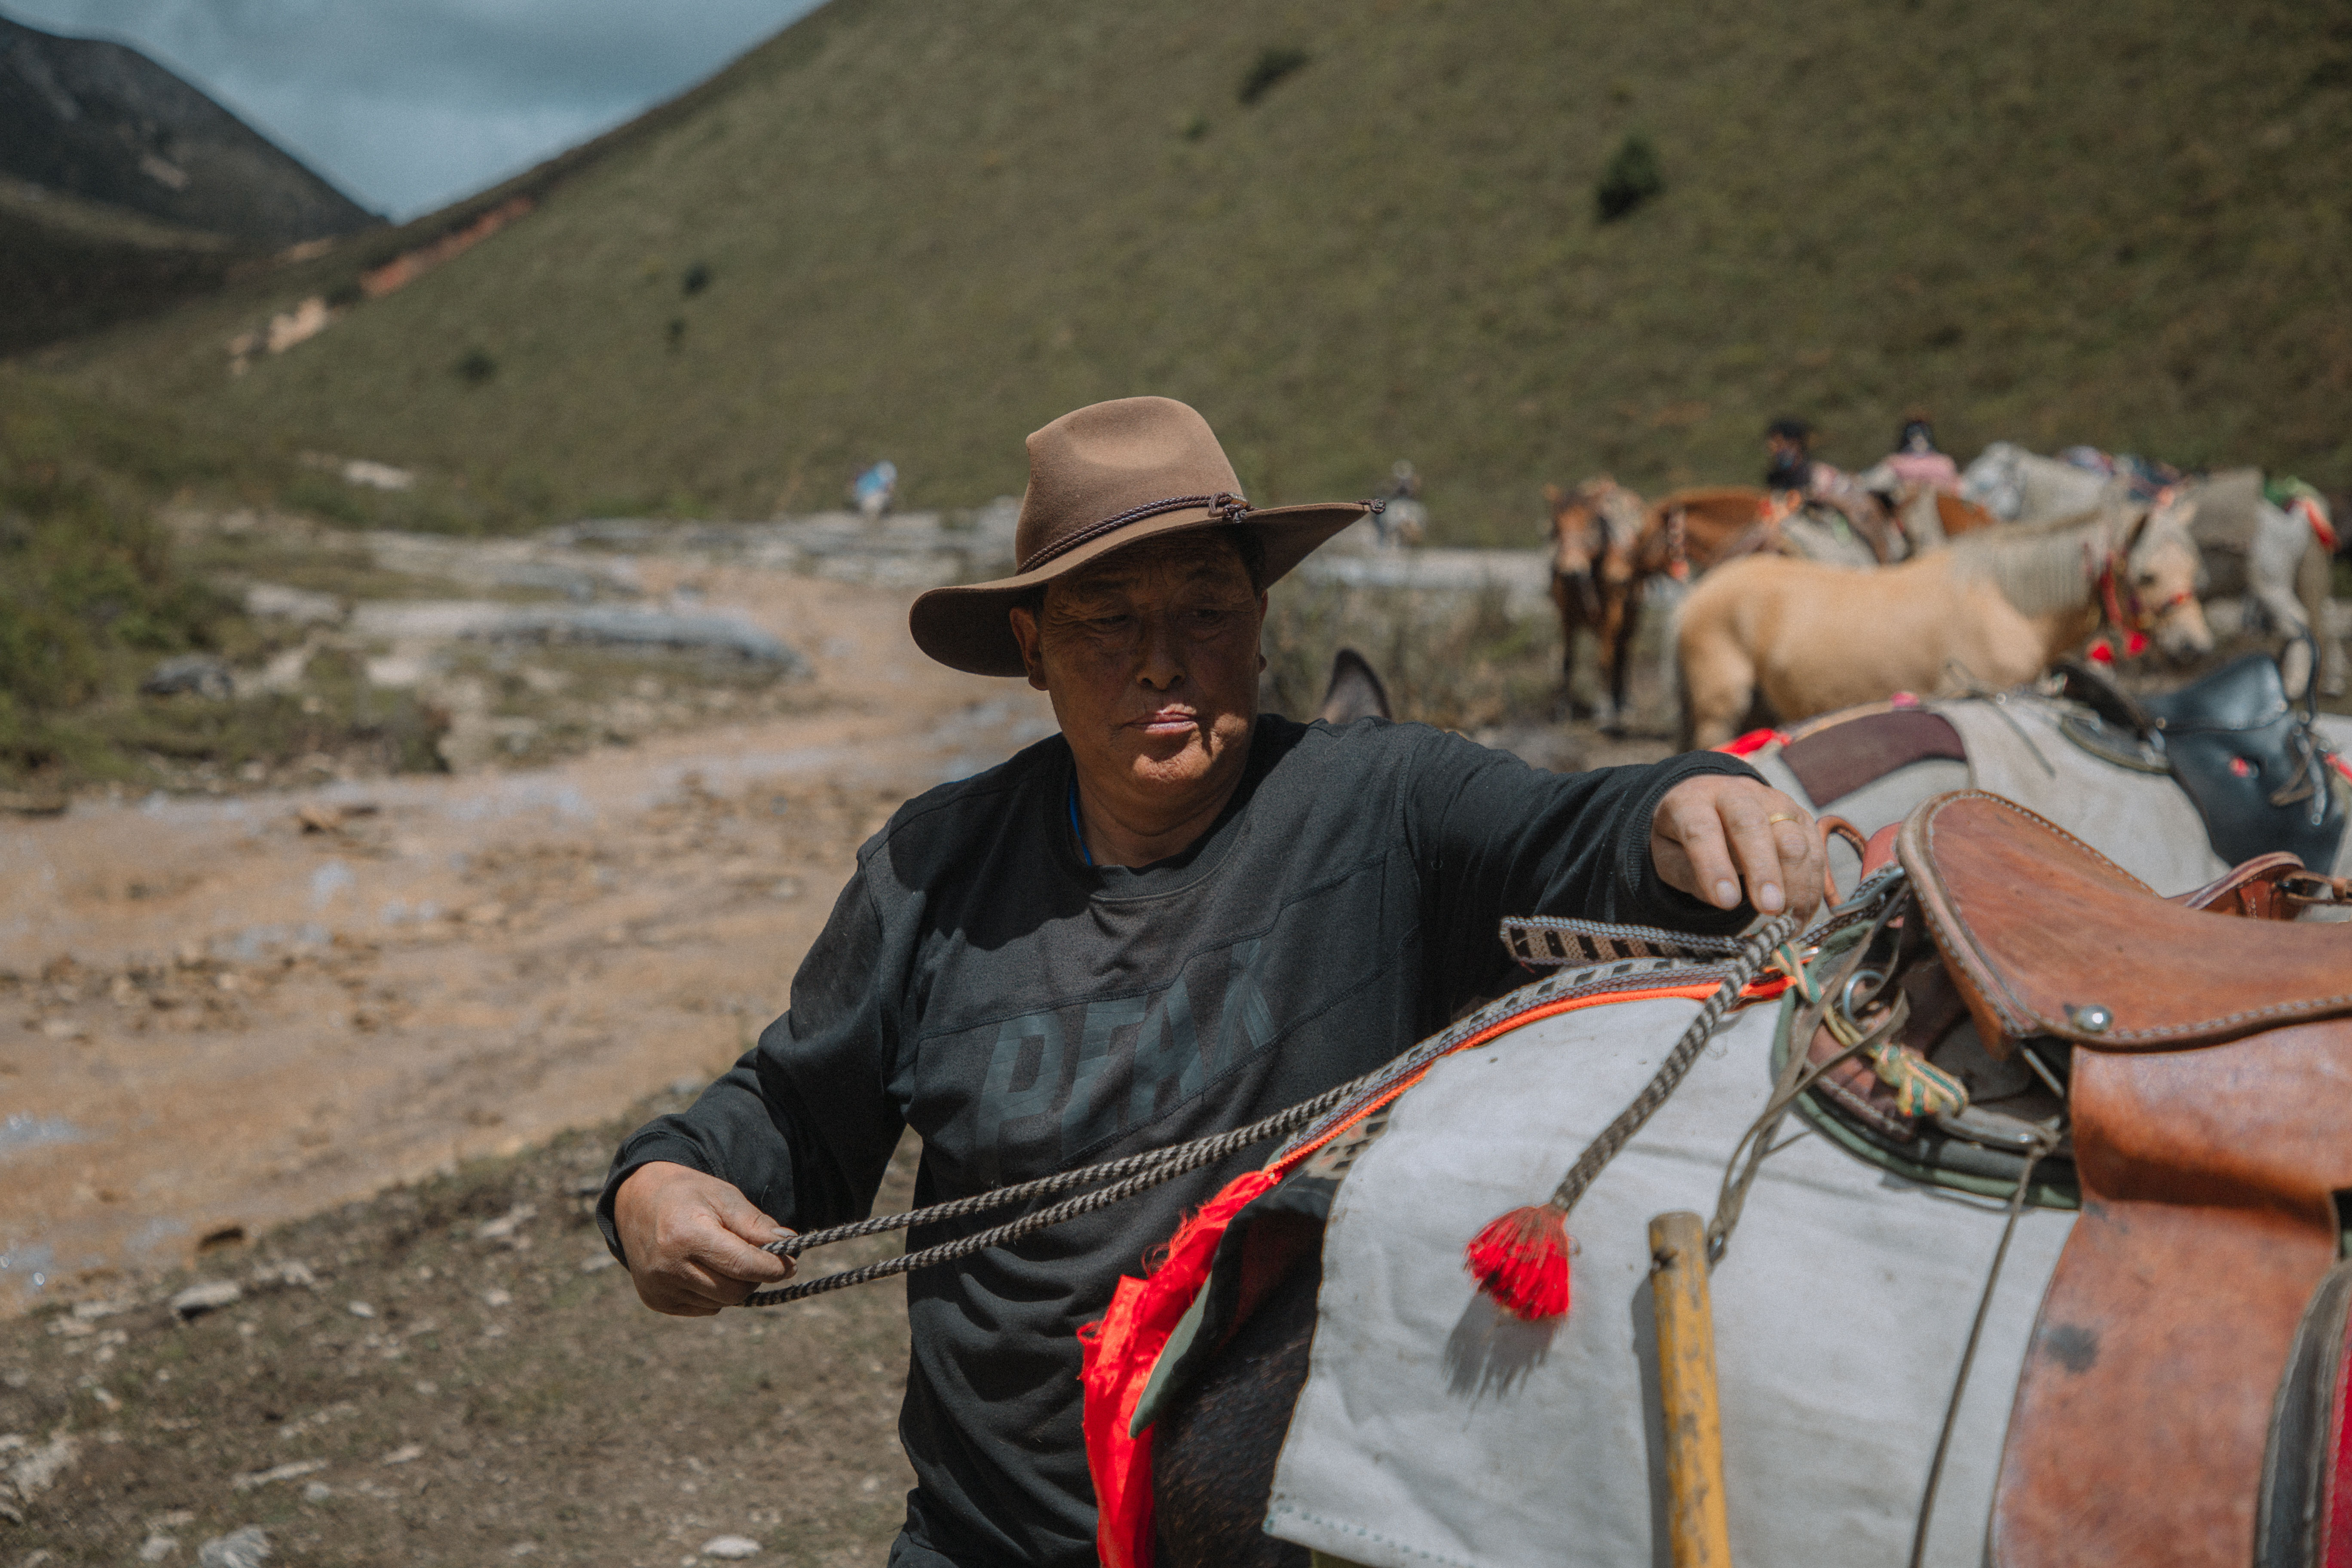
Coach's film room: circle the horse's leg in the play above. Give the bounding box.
[1605,583,1640,733]
[1551,578,1589,719]
[2262,581,2315,699]
[1150,1245,1322,1568]
[1676,606,1755,750]
[2294,535,2344,697]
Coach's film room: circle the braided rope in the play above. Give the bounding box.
[743,1077,1362,1306]
[1535,911,1801,1218]
[744,910,1814,1308]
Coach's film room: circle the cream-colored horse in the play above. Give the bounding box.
[1676,502,2213,747]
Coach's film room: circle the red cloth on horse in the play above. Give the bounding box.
[1716,727,1788,757]
[1078,1168,1280,1568]
[1077,974,1794,1567]
[2329,1295,2352,1568]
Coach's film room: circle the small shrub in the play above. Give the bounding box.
[0,423,239,781]
[681,261,712,297]
[1238,46,1310,106]
[455,348,498,386]
[1179,113,1210,141]
[1595,132,1664,222]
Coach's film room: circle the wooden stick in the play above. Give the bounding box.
[1651,1210,1733,1568]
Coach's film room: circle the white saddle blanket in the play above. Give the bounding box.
[1264,994,2075,1568]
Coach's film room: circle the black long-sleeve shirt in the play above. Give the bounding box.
[601,715,1755,1568]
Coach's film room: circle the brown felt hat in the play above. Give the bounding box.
[909,397,1372,676]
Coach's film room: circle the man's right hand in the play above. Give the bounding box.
[612,1161,796,1317]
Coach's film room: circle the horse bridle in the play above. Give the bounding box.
[2089,507,2191,661]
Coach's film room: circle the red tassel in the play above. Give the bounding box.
[2124,630,2148,657]
[1464,1205,1574,1321]
[2088,640,2114,663]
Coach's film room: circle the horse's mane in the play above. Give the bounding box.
[1948,509,2118,617]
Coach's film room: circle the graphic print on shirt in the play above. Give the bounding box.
[961,937,1278,1187]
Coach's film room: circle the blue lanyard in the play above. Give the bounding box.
[1066,776,1093,867]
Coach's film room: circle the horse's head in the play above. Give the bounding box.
[1547,481,1607,620]
[2117,501,2216,662]
[1585,480,1643,588]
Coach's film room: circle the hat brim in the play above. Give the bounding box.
[909,500,1372,676]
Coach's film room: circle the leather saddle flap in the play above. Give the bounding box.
[1895,791,2352,1050]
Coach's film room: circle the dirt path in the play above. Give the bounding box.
[0,570,1053,1317]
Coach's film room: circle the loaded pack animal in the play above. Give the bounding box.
[1541,478,1643,726]
[1674,498,2214,749]
[1962,444,2345,699]
[1730,650,2352,904]
[1633,483,2000,585]
[1633,485,1783,582]
[1131,790,2352,1568]
[2177,470,2345,700]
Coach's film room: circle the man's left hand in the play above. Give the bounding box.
[1650,775,1827,925]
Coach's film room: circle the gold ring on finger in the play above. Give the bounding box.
[1765,812,1800,825]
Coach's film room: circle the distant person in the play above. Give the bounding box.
[1882,416,1960,493]
[1764,416,1818,496]
[853,460,900,520]
[603,396,1822,1568]
[1764,415,1868,505]
[1378,458,1428,545]
[1765,416,1895,560]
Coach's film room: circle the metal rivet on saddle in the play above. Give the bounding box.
[2067,1003,2113,1034]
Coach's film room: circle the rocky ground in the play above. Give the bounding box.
[0,1092,925,1568]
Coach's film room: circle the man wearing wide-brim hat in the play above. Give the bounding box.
[603,397,1822,1567]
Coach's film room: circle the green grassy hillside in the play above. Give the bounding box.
[0,177,249,355]
[27,0,2352,541]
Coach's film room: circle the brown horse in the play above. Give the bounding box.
[1631,485,1781,583]
[1675,501,2214,747]
[1542,478,1643,726]
[1632,483,1984,582]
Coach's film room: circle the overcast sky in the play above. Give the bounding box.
[6,0,825,220]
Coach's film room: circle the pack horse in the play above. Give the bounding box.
[1111,793,2352,1568]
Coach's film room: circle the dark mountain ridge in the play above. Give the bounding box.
[0,11,377,244]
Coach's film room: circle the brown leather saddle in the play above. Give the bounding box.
[1880,791,2352,1568]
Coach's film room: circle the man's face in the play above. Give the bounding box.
[1009,532,1267,808]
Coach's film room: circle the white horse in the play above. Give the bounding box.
[1962,445,2343,697]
